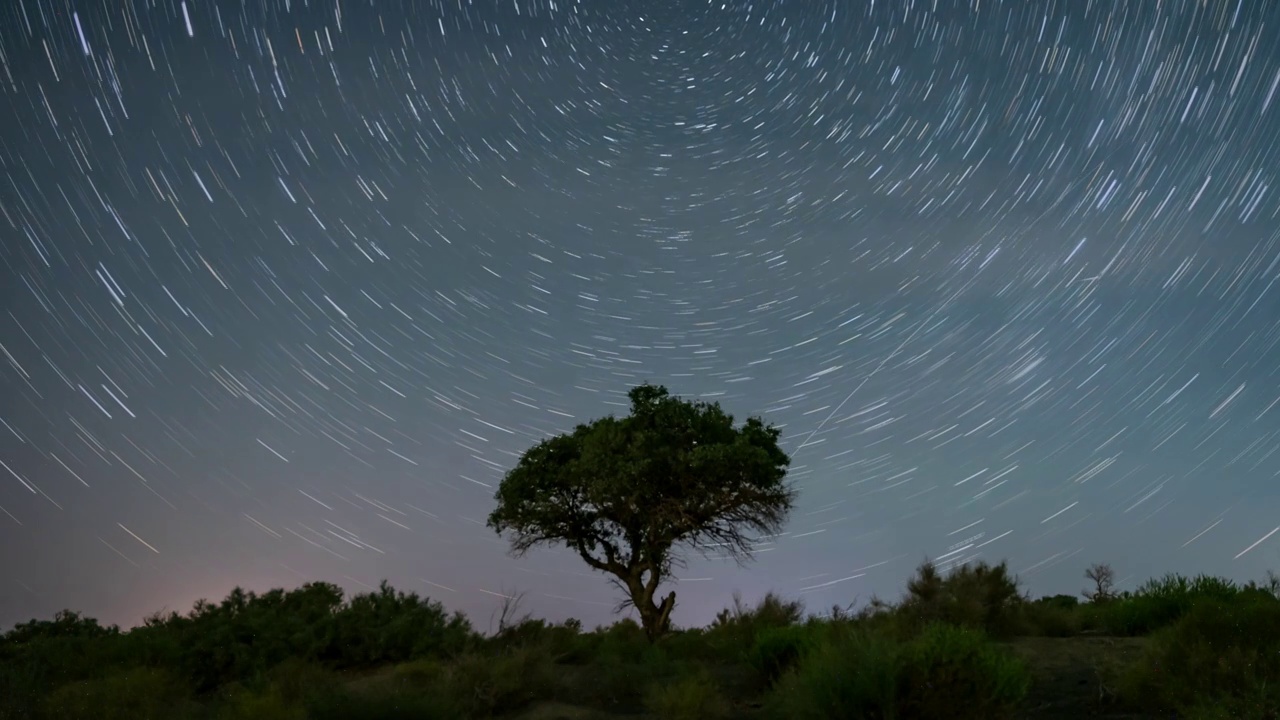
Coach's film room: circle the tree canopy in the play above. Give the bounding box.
[486,383,795,639]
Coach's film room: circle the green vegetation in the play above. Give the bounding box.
[487,383,795,640]
[6,385,1278,718]
[4,559,1278,719]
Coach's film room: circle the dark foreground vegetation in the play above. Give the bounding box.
[4,560,1279,720]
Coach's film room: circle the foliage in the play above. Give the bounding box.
[1018,596,1082,637]
[0,610,133,717]
[896,558,1026,638]
[217,686,308,720]
[1037,593,1080,609]
[893,623,1031,720]
[2,609,119,645]
[39,667,196,720]
[764,623,900,719]
[302,685,460,720]
[488,616,585,661]
[487,383,794,639]
[706,590,807,661]
[765,621,1029,720]
[4,543,1280,720]
[1099,572,1246,636]
[164,583,346,691]
[0,579,479,717]
[1118,595,1280,717]
[762,617,1034,717]
[749,624,819,685]
[327,581,474,668]
[438,646,558,717]
[644,666,732,720]
[712,590,806,632]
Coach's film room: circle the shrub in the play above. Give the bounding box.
[750,624,819,685]
[391,658,446,687]
[706,591,805,661]
[41,667,197,720]
[1073,599,1111,634]
[655,626,720,663]
[1102,573,1242,636]
[714,591,806,629]
[490,617,584,660]
[0,610,134,714]
[163,583,345,692]
[1020,596,1081,637]
[326,581,475,668]
[645,667,731,720]
[1119,597,1280,716]
[765,624,899,719]
[263,657,334,704]
[216,687,306,720]
[1037,594,1080,610]
[766,622,1029,720]
[897,559,1025,638]
[304,685,459,720]
[438,645,557,716]
[894,623,1031,720]
[591,617,652,663]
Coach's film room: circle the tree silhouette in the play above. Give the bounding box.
[487,383,795,640]
[1083,562,1117,602]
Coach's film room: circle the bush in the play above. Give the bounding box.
[390,658,446,687]
[750,625,819,685]
[645,667,731,720]
[894,623,1031,720]
[897,560,1026,638]
[590,617,654,664]
[41,667,197,720]
[654,626,720,663]
[706,591,805,661]
[161,583,345,692]
[1100,573,1242,636]
[263,657,334,704]
[1119,597,1280,716]
[490,617,584,661]
[0,610,133,715]
[1037,594,1080,610]
[1020,597,1081,637]
[327,581,475,668]
[766,622,1029,720]
[216,687,306,720]
[765,624,900,719]
[438,646,557,716]
[304,685,459,720]
[714,591,806,629]
[128,580,476,692]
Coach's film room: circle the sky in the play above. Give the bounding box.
[2,0,1280,634]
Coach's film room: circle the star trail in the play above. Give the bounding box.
[3,0,1280,632]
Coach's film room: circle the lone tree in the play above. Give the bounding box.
[487,383,795,640]
[1083,562,1117,602]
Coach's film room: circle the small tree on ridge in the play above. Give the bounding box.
[1084,562,1117,603]
[486,383,795,640]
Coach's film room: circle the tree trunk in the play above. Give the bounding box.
[634,589,676,641]
[623,564,677,641]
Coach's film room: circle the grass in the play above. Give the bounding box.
[3,559,1278,719]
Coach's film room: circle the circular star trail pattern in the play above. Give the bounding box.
[3,0,1280,629]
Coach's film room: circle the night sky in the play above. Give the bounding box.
[3,0,1280,634]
